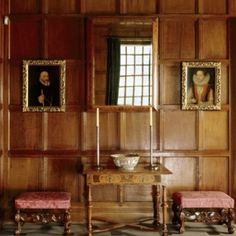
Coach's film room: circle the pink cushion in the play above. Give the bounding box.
[172,191,234,208]
[15,192,71,209]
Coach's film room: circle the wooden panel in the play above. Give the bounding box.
[231,18,236,201]
[120,0,157,14]
[47,0,80,13]
[95,51,107,72]
[120,112,159,150]
[160,0,196,13]
[94,26,108,52]
[92,185,118,201]
[200,157,228,192]
[47,17,84,59]
[93,26,108,106]
[8,158,41,195]
[199,20,227,59]
[160,19,195,59]
[82,112,119,150]
[10,0,41,13]
[0,63,2,104]
[199,111,228,150]
[124,185,152,201]
[10,112,42,150]
[95,73,107,105]
[221,64,229,105]
[0,157,3,194]
[0,22,3,59]
[45,158,79,201]
[47,112,79,150]
[198,0,227,14]
[81,0,117,13]
[163,111,196,150]
[162,157,197,196]
[9,62,21,105]
[229,0,236,15]
[66,61,84,106]
[10,18,42,59]
[161,63,181,105]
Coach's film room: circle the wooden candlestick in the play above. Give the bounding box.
[150,124,153,167]
[95,108,102,170]
[149,107,159,171]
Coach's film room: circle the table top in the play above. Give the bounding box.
[83,164,172,175]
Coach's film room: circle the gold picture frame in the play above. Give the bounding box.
[22,60,66,112]
[182,62,221,111]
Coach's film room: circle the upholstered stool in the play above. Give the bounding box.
[14,192,71,235]
[172,191,235,234]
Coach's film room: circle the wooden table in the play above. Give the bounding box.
[83,164,172,236]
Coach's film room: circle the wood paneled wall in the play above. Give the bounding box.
[0,0,235,222]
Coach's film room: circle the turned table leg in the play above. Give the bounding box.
[152,184,160,227]
[162,185,168,236]
[14,209,22,235]
[88,185,92,236]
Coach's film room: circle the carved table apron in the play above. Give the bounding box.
[83,165,172,236]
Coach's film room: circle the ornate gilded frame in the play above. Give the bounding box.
[22,60,66,112]
[182,62,221,110]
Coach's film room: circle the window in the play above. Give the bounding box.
[118,41,152,106]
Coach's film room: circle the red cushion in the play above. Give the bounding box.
[15,192,71,209]
[172,191,234,208]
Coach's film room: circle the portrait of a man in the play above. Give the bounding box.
[23,60,66,112]
[182,62,221,110]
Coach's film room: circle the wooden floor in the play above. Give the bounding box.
[0,223,235,236]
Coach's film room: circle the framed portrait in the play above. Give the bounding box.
[22,60,66,112]
[182,62,221,111]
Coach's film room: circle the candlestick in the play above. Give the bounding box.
[95,108,102,170]
[96,126,100,167]
[150,124,153,167]
[148,107,159,170]
[96,108,99,127]
[150,106,153,167]
[150,107,152,127]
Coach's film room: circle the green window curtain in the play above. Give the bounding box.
[106,38,120,105]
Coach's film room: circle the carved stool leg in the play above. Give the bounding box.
[179,209,185,234]
[227,208,235,234]
[14,209,22,235]
[63,209,71,235]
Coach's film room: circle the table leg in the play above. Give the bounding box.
[152,185,160,227]
[162,185,168,236]
[88,185,92,236]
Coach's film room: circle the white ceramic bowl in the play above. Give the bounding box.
[111,153,140,171]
